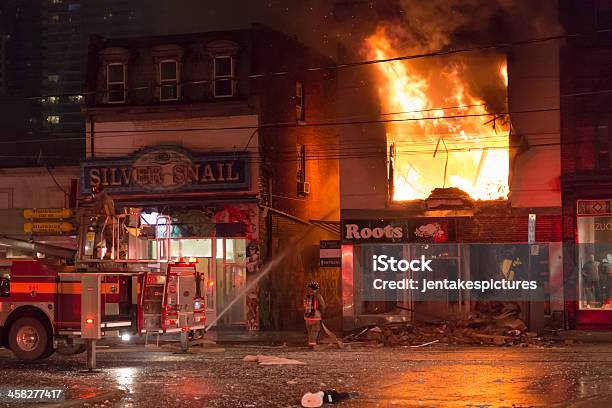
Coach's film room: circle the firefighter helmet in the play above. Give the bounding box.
[307,281,319,291]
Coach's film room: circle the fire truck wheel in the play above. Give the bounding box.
[7,317,53,361]
[56,343,86,356]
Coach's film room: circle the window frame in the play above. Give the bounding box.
[46,115,60,124]
[159,59,180,102]
[106,62,126,104]
[213,55,235,98]
[296,81,304,121]
[0,273,9,298]
[297,143,307,196]
[596,122,612,170]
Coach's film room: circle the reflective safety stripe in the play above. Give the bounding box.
[9,282,56,294]
[59,282,118,294]
[9,282,119,294]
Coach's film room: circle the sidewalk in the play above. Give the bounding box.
[126,328,612,348]
[126,330,308,347]
[558,330,612,344]
[208,330,307,346]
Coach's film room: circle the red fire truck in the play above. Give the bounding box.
[0,207,206,361]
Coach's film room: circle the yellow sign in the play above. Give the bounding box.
[24,222,74,234]
[23,208,73,219]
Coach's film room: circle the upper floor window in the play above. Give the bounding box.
[160,60,179,101]
[296,81,304,121]
[213,56,234,98]
[107,63,126,103]
[297,144,309,196]
[597,124,611,169]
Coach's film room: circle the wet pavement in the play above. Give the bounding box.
[2,343,612,407]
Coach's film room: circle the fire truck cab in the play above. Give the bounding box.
[0,206,206,361]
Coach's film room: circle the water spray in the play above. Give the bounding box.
[203,208,339,333]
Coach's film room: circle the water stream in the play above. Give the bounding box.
[204,211,337,331]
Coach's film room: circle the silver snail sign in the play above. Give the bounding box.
[81,146,249,194]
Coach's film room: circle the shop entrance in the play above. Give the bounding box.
[167,237,247,327]
[213,238,247,326]
[355,243,465,320]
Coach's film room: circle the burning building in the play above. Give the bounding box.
[366,27,510,202]
[334,0,563,331]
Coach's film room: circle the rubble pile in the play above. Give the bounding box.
[343,302,559,348]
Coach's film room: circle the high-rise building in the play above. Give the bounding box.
[39,0,145,163]
[1,0,43,98]
[0,34,6,95]
[0,0,44,166]
[41,0,85,146]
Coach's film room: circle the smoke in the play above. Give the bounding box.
[393,0,561,53]
[336,0,562,114]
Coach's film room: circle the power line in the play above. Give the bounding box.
[12,107,557,140]
[21,27,612,101]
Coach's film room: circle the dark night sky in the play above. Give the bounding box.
[138,0,338,59]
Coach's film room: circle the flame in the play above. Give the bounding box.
[499,64,508,87]
[366,27,510,201]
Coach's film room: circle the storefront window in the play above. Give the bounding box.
[577,215,612,310]
[225,239,246,264]
[358,243,409,315]
[169,239,212,258]
[216,238,224,259]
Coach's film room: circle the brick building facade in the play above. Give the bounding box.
[560,0,612,329]
[83,25,339,331]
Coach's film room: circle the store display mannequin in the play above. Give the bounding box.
[581,254,600,308]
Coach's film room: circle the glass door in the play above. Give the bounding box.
[215,238,247,326]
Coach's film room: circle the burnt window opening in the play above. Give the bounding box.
[297,144,309,196]
[107,63,126,103]
[596,124,611,169]
[160,60,179,101]
[213,56,235,98]
[296,81,304,121]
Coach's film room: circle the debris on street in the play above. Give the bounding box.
[301,389,357,407]
[343,302,561,347]
[243,354,307,365]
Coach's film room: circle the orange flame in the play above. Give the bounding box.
[366,28,510,201]
[499,64,508,87]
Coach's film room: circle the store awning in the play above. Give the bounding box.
[260,205,340,237]
[309,219,341,236]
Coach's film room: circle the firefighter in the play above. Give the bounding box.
[88,184,116,259]
[90,184,115,216]
[303,281,326,347]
